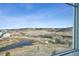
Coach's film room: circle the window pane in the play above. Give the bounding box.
[0,3,73,56]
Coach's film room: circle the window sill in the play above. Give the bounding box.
[55,49,77,56]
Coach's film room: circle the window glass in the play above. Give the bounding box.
[0,3,73,56]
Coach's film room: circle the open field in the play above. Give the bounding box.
[0,27,73,56]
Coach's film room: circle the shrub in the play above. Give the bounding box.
[55,38,65,44]
[51,50,56,56]
[5,52,10,56]
[39,35,52,38]
[68,41,72,47]
[48,40,55,44]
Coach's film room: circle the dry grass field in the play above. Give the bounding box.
[0,27,73,56]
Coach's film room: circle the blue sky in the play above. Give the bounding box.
[0,3,73,29]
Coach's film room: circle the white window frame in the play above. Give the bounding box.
[56,3,79,56]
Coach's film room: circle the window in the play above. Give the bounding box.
[0,3,74,56]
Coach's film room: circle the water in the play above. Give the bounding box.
[0,41,32,52]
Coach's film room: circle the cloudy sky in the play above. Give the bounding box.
[0,3,73,29]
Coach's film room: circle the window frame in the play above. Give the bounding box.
[56,3,78,56]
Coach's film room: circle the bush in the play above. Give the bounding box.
[51,50,56,56]
[39,35,52,38]
[48,40,55,44]
[55,38,65,44]
[5,52,10,56]
[68,41,72,47]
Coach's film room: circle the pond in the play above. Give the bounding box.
[0,40,32,52]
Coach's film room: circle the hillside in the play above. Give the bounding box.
[0,27,73,56]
